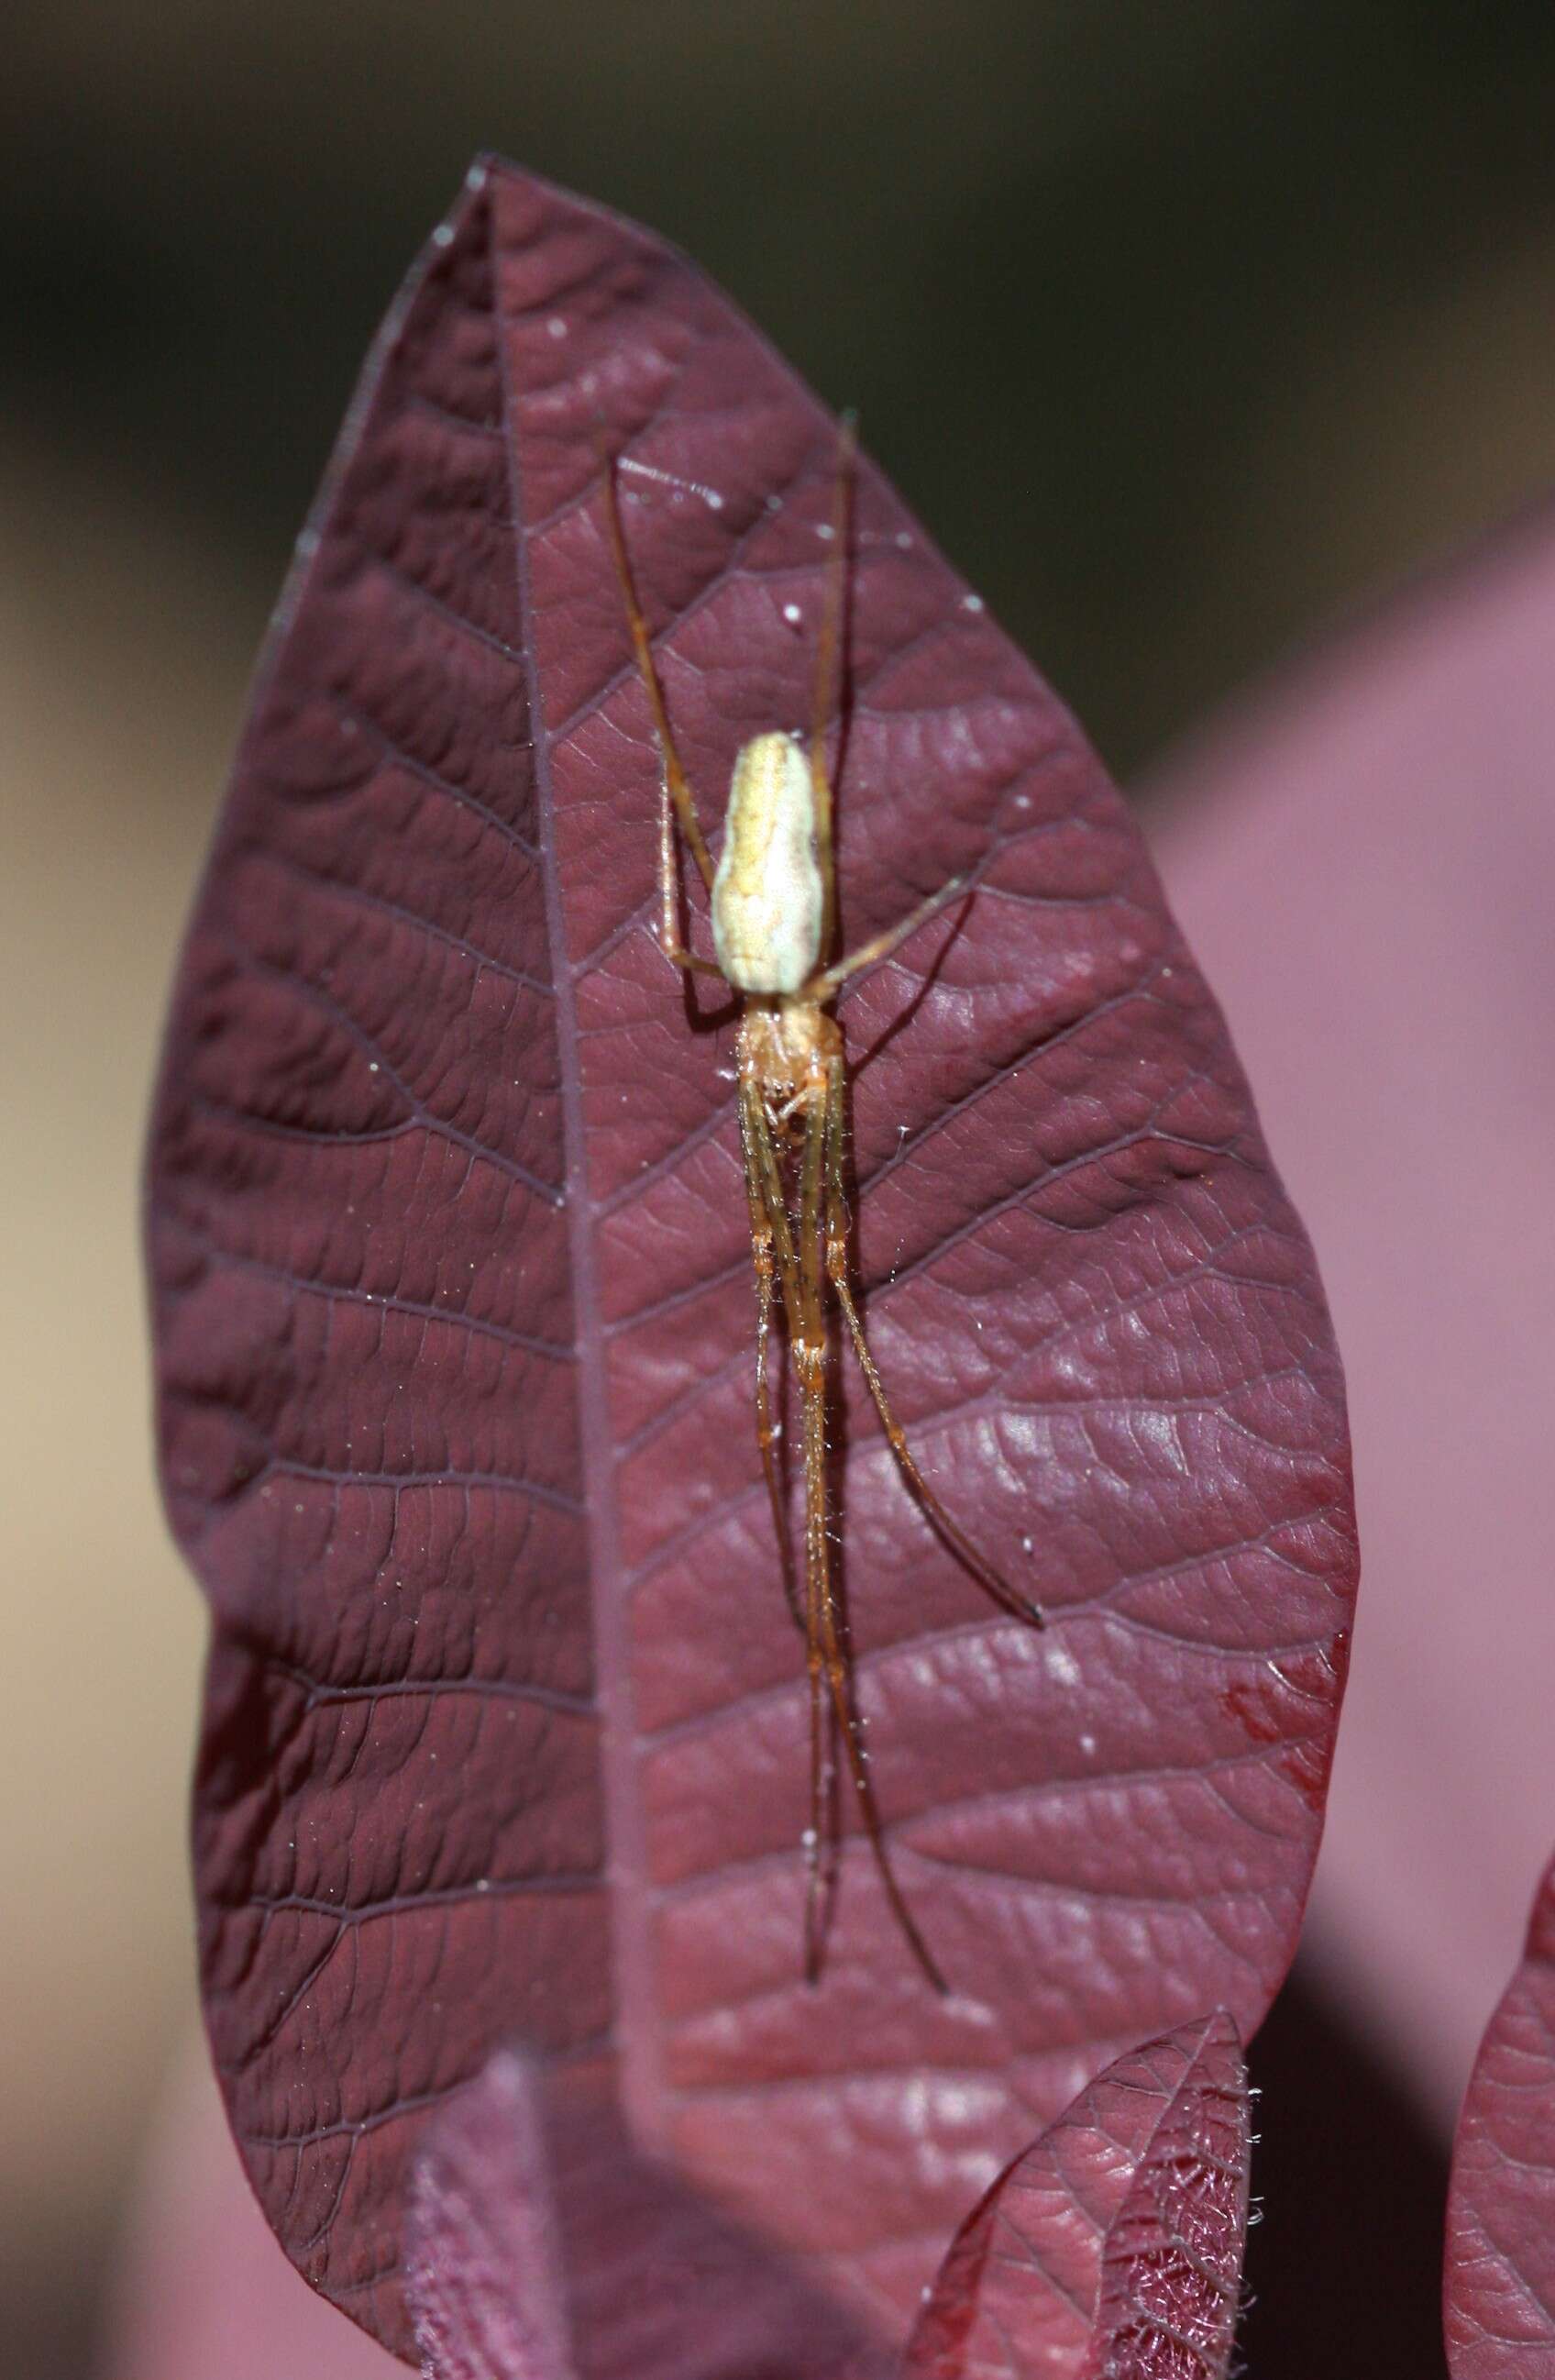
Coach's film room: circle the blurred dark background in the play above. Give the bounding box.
[14,0,1555,772]
[6,4,1554,2374]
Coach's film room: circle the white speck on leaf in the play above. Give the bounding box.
[1047,1644,1082,1688]
[619,455,726,513]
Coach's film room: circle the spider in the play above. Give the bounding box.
[600,424,1043,1990]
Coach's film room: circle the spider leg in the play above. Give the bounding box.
[808,415,855,960]
[797,1081,947,1993]
[741,1079,834,1965]
[597,444,722,977]
[802,872,972,1003]
[738,1089,802,1635]
[823,1057,1044,1630]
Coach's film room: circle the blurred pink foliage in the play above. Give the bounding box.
[1149,504,1555,2120]
[104,2050,403,2380]
[405,2053,569,2380]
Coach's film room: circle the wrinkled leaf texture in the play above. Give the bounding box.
[147,158,1357,2366]
[1445,1845,1555,2375]
[409,2014,1250,2380]
[906,2010,1249,2380]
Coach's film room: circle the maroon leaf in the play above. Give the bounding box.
[405,2053,569,2380]
[906,2012,1248,2380]
[1444,1845,1555,2375]
[404,2047,881,2380]
[1080,2017,1248,2380]
[147,158,1357,2364]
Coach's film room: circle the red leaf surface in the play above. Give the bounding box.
[405,2054,568,2380]
[1444,1847,1555,2376]
[146,159,1356,2363]
[404,2046,881,2380]
[907,2013,1248,2380]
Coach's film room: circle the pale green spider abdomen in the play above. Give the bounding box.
[711,731,824,994]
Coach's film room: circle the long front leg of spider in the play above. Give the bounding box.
[597,449,723,979]
[795,1079,948,1993]
[822,1057,1044,1631]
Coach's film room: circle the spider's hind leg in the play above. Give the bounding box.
[738,1085,802,1636]
[796,1077,946,1993]
[822,1057,1044,1631]
[740,1078,834,1976]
